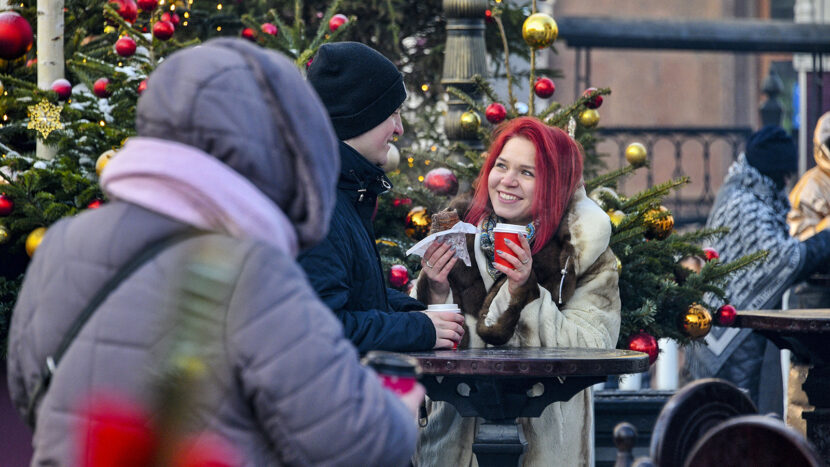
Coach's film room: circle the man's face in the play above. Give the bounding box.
[345,110,404,168]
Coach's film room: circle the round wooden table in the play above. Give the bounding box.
[406,347,649,467]
[731,309,830,464]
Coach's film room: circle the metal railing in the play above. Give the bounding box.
[596,126,753,227]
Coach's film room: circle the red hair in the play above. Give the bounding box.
[465,117,584,254]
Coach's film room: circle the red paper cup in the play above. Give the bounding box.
[493,223,526,269]
[361,351,422,395]
[427,304,462,349]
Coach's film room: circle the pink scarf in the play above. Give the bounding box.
[100,137,299,256]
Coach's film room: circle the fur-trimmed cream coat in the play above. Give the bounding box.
[412,186,621,467]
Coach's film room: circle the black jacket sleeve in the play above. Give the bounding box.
[795,229,830,283]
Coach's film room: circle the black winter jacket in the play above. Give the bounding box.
[298,142,435,352]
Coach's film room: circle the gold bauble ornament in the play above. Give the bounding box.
[681,303,713,338]
[643,206,674,240]
[578,109,599,128]
[522,13,558,49]
[607,209,625,227]
[405,206,431,240]
[95,149,116,176]
[460,111,481,133]
[25,226,47,257]
[382,143,400,172]
[589,186,619,211]
[0,224,9,245]
[625,142,648,166]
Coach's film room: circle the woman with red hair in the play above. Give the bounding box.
[413,117,621,466]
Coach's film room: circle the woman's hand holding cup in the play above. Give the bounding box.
[492,224,533,295]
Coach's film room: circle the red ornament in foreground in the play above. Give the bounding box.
[485,103,507,124]
[0,11,34,60]
[110,0,138,24]
[261,22,278,36]
[716,304,737,326]
[703,247,719,261]
[388,265,410,288]
[329,13,348,32]
[0,194,13,216]
[137,79,147,95]
[51,78,72,100]
[152,20,175,40]
[424,167,459,196]
[87,199,104,209]
[534,77,555,98]
[93,78,110,98]
[628,331,658,365]
[115,36,136,57]
[582,87,603,109]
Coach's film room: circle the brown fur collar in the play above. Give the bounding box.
[416,195,582,346]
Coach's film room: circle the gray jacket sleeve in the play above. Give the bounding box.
[226,245,417,466]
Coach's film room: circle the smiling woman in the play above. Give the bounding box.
[413,116,622,466]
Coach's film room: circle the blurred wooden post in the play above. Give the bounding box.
[441,0,488,150]
[36,0,64,160]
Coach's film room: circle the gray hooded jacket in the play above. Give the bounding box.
[7,39,416,466]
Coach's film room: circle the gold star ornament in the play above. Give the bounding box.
[27,99,64,138]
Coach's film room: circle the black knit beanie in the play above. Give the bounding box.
[307,42,406,140]
[745,125,797,182]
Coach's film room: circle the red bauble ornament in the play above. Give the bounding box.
[485,9,494,23]
[305,57,313,68]
[716,304,737,326]
[87,199,104,209]
[393,197,412,207]
[0,11,34,60]
[114,36,136,57]
[485,103,507,124]
[152,20,175,40]
[628,331,658,365]
[328,13,348,32]
[109,0,138,24]
[534,77,556,99]
[703,247,719,261]
[136,0,157,11]
[93,78,111,98]
[0,194,13,216]
[79,393,157,467]
[137,79,147,94]
[388,265,410,288]
[261,22,278,36]
[582,87,603,109]
[424,168,459,196]
[51,78,72,100]
[160,12,180,27]
[241,27,256,41]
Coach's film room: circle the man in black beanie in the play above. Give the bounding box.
[300,42,464,352]
[685,125,830,414]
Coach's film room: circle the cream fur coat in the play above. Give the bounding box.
[412,186,621,467]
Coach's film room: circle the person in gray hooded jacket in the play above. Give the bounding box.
[7,38,423,466]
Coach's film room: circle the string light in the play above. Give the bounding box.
[430,145,437,152]
[421,84,429,92]
[117,62,122,66]
[2,114,8,121]
[424,160,431,165]
[418,176,425,182]
[216,26,222,31]
[216,3,222,9]
[159,0,165,4]
[183,11,189,18]
[170,4,175,10]
[407,157,414,163]
[182,21,188,26]
[99,120,106,127]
